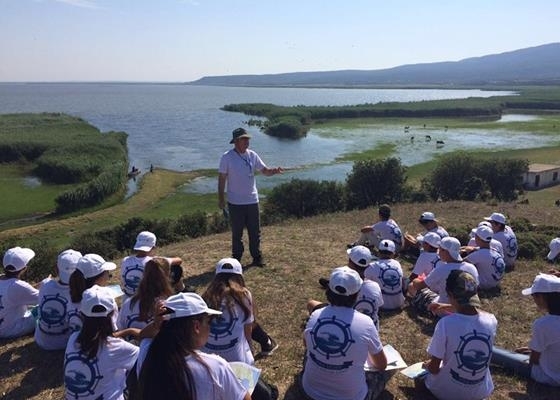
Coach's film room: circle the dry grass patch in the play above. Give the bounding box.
[2,201,560,399]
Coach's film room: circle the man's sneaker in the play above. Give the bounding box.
[318,277,329,289]
[260,338,279,356]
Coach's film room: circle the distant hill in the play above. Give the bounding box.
[189,43,560,87]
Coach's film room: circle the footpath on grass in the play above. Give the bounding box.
[0,168,200,243]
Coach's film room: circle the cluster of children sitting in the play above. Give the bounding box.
[1,205,560,400]
[0,232,278,400]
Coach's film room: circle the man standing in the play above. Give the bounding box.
[218,128,283,267]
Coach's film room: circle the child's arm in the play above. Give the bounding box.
[114,328,141,339]
[423,356,442,374]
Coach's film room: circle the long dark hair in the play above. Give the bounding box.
[76,310,114,359]
[130,258,174,321]
[202,273,251,321]
[69,270,105,303]
[139,314,208,400]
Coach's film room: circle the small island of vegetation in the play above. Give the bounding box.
[222,86,560,139]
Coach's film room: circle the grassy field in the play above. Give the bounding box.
[2,199,560,399]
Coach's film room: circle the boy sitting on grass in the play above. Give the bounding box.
[416,270,497,400]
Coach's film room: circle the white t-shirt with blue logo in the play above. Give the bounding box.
[354,279,384,330]
[412,252,440,278]
[120,255,152,297]
[364,259,405,310]
[465,248,506,290]
[493,227,517,268]
[303,305,383,400]
[426,311,497,400]
[64,332,139,400]
[202,290,255,365]
[34,279,72,350]
[117,297,149,331]
[424,261,479,304]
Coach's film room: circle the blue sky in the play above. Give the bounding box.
[1,0,558,82]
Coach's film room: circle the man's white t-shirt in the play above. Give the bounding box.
[34,279,72,350]
[465,248,506,289]
[364,259,405,310]
[64,332,139,400]
[423,261,479,304]
[219,149,266,205]
[203,290,255,365]
[0,278,39,338]
[354,279,384,330]
[529,314,560,386]
[303,305,383,400]
[426,311,497,400]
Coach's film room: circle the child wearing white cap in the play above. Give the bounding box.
[409,237,479,317]
[34,249,82,350]
[417,270,497,400]
[0,247,39,338]
[137,292,251,400]
[68,253,118,333]
[402,211,449,256]
[201,258,278,363]
[120,231,183,297]
[63,285,139,400]
[485,212,517,270]
[408,232,441,282]
[302,266,388,400]
[464,226,506,290]
[492,273,560,386]
[464,221,504,257]
[350,204,403,253]
[365,240,405,310]
[547,237,560,263]
[308,246,384,330]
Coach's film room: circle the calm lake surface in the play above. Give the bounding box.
[0,83,550,194]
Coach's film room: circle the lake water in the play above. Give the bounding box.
[0,83,552,194]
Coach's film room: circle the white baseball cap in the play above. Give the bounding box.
[475,226,494,242]
[419,212,436,222]
[3,247,35,272]
[439,237,463,261]
[547,238,560,261]
[485,212,506,225]
[378,239,396,254]
[215,257,243,275]
[134,231,157,252]
[162,292,222,320]
[329,266,363,296]
[346,245,372,268]
[470,221,492,238]
[57,249,83,284]
[522,273,560,295]
[80,285,116,317]
[76,254,117,279]
[423,232,441,249]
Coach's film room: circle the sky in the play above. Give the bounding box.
[1,0,559,82]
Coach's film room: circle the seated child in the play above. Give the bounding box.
[0,247,40,339]
[35,249,82,350]
[416,270,497,400]
[492,273,560,386]
[365,240,405,311]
